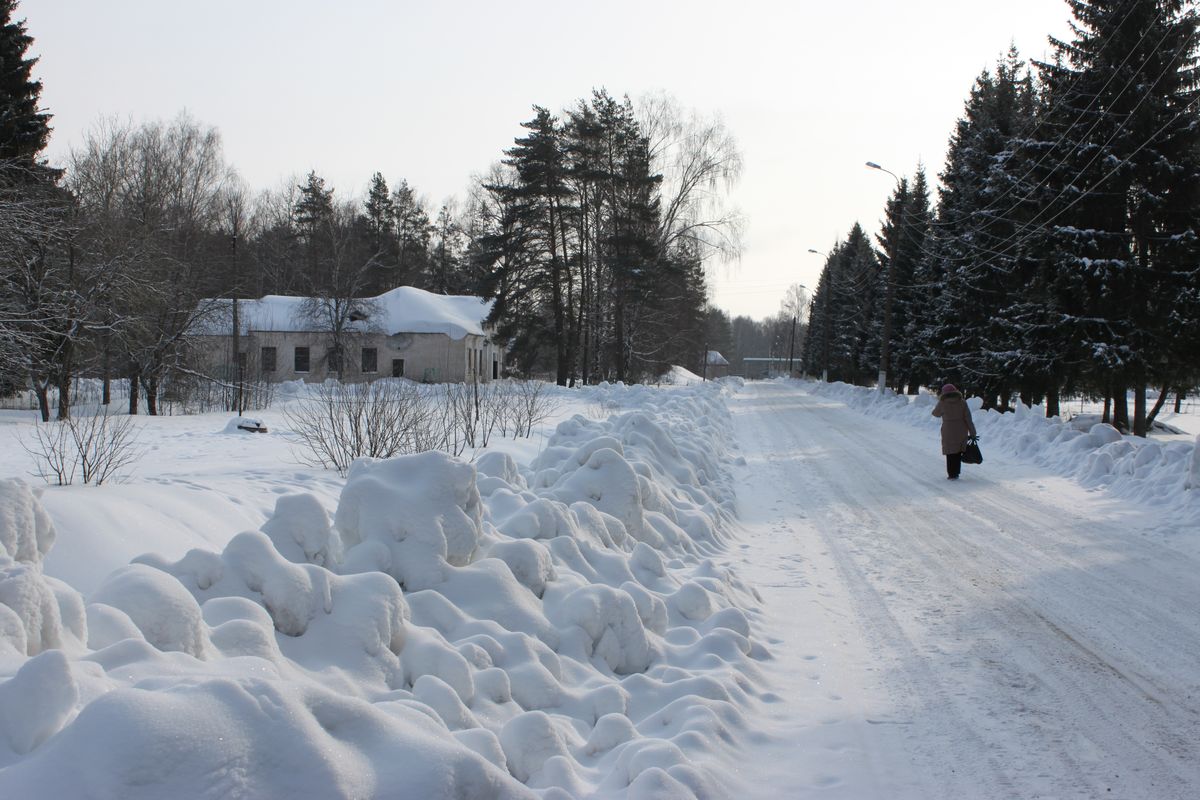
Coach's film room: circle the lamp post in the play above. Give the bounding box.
[807,249,829,382]
[866,160,902,395]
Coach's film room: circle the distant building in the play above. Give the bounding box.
[705,350,730,379]
[191,286,505,384]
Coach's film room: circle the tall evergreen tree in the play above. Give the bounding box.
[391,179,432,288]
[361,172,396,293]
[0,0,56,181]
[886,167,933,393]
[1026,0,1200,433]
[294,171,334,291]
[921,52,1039,408]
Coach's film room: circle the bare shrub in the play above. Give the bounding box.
[476,380,511,447]
[284,380,432,475]
[510,380,560,438]
[20,420,76,485]
[20,410,142,486]
[70,412,142,485]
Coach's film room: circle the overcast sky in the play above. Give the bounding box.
[22,0,1072,320]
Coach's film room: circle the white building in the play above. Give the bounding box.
[192,287,505,384]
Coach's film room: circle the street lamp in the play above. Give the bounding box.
[866,160,902,395]
[806,249,829,382]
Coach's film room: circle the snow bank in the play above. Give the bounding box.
[807,380,1200,527]
[0,380,763,798]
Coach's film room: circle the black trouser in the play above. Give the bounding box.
[946,453,962,478]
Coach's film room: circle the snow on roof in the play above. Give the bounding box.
[706,351,729,366]
[195,287,494,340]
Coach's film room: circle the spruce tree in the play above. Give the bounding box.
[1028,0,1200,433]
[922,53,1038,408]
[0,0,55,181]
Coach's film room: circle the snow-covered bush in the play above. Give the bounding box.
[335,451,484,590]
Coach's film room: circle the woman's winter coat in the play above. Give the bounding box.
[932,392,977,455]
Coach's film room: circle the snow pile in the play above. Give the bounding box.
[807,380,1200,526]
[0,381,764,798]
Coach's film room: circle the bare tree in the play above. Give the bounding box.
[637,92,745,264]
[68,113,234,415]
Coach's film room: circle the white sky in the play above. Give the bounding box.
[22,0,1072,320]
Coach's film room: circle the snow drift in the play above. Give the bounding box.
[0,381,763,798]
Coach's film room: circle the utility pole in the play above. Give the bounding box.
[230,223,243,415]
[787,314,797,376]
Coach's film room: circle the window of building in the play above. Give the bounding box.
[328,345,342,374]
[294,346,310,373]
[361,347,378,373]
[261,346,277,372]
[392,358,405,378]
[236,351,247,370]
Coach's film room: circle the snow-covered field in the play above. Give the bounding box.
[2,377,1198,798]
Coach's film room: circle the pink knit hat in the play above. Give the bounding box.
[941,384,958,395]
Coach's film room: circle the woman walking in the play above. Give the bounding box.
[932,384,976,480]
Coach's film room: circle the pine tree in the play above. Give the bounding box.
[294,171,334,291]
[487,106,573,383]
[391,179,432,288]
[361,172,396,293]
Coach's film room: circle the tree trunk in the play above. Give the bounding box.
[1175,387,1185,414]
[1045,386,1060,418]
[1113,388,1129,432]
[1132,382,1147,437]
[146,375,159,415]
[1145,384,1169,428]
[1102,394,1111,425]
[34,381,50,423]
[129,370,140,416]
[56,338,73,421]
[56,372,71,421]
[102,336,111,406]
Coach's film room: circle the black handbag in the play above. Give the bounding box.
[962,436,983,465]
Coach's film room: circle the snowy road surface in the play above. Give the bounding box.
[727,382,1200,799]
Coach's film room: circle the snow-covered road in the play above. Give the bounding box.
[727,382,1200,799]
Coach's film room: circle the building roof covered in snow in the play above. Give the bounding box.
[706,350,730,366]
[194,286,494,341]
